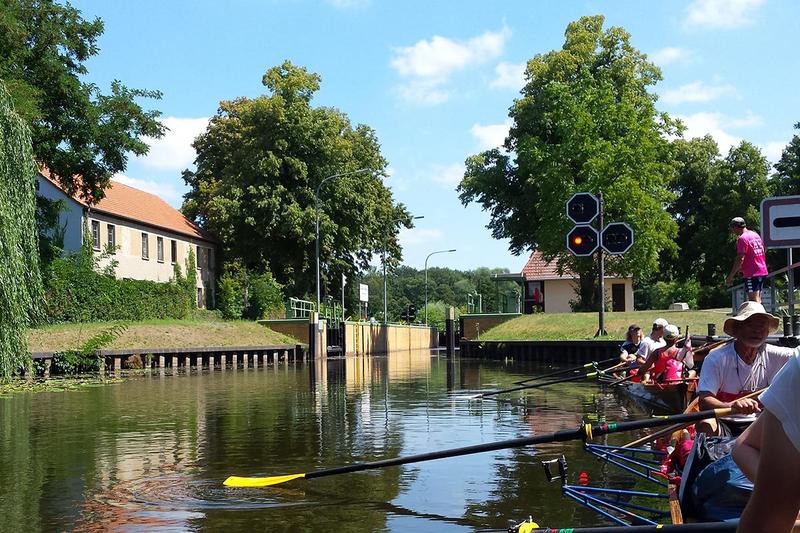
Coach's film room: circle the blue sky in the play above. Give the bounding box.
[76,0,800,272]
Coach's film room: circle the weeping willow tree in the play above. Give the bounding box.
[0,81,41,380]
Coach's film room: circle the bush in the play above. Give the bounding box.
[645,280,700,310]
[421,301,460,331]
[217,274,245,320]
[245,272,284,319]
[42,251,193,323]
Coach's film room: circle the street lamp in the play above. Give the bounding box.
[315,168,371,310]
[424,248,456,326]
[384,215,424,323]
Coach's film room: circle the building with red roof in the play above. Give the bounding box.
[36,169,217,308]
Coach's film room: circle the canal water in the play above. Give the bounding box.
[0,353,658,532]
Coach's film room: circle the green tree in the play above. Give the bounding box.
[772,122,800,196]
[0,82,41,379]
[182,61,410,298]
[458,16,679,309]
[0,0,165,202]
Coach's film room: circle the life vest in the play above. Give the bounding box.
[653,346,683,382]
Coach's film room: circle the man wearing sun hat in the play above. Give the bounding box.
[634,318,669,364]
[726,217,768,303]
[696,301,795,435]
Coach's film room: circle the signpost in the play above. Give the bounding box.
[565,192,635,337]
[359,283,369,320]
[761,196,800,315]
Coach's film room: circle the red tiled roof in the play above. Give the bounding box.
[522,251,575,280]
[39,168,216,243]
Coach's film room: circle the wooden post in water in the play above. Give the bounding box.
[309,312,319,359]
[445,306,456,358]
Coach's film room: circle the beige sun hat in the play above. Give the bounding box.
[723,301,780,336]
[664,324,680,339]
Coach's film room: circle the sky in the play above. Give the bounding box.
[75,0,800,272]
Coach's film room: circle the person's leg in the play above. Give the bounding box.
[747,291,761,303]
[744,277,763,303]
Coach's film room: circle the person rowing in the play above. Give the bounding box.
[618,323,644,366]
[696,301,794,436]
[636,324,696,384]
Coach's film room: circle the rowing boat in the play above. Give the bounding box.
[601,374,695,414]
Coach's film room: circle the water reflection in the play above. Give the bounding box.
[0,353,655,532]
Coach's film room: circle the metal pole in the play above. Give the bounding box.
[341,272,346,320]
[315,168,369,311]
[788,248,795,315]
[596,192,607,337]
[383,243,387,323]
[424,248,457,325]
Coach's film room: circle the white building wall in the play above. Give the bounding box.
[35,176,85,252]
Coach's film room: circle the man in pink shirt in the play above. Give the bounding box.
[726,217,769,303]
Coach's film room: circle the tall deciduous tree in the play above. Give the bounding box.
[182,61,410,298]
[668,138,773,304]
[0,0,165,202]
[0,82,41,379]
[772,122,800,196]
[458,16,679,309]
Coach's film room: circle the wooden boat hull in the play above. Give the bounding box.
[605,377,693,414]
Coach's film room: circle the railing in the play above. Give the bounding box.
[285,297,344,323]
[729,260,800,314]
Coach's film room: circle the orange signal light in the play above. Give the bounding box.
[573,236,583,245]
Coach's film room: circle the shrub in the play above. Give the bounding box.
[245,272,284,319]
[645,280,700,310]
[217,274,245,320]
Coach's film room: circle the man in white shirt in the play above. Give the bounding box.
[733,354,800,532]
[635,318,668,364]
[697,301,794,435]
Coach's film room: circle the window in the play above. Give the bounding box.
[197,287,204,308]
[196,245,201,270]
[157,236,164,262]
[141,232,149,260]
[91,220,100,250]
[170,240,177,264]
[107,224,116,252]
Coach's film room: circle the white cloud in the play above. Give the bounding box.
[431,163,466,187]
[762,141,787,163]
[660,81,737,105]
[676,111,763,153]
[137,116,209,171]
[399,227,444,247]
[649,47,690,66]
[390,27,511,105]
[490,61,526,90]
[113,173,183,205]
[685,0,764,29]
[470,121,511,150]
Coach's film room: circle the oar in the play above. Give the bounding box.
[223,407,734,487]
[472,364,618,399]
[513,520,800,532]
[513,357,619,385]
[514,521,800,532]
[619,387,765,449]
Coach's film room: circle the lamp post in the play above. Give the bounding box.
[315,168,370,311]
[384,215,424,323]
[424,248,456,326]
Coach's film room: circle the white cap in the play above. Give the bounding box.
[664,324,680,339]
[653,318,669,328]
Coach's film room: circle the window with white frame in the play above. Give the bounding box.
[141,232,149,260]
[157,236,164,262]
[170,240,177,264]
[107,224,116,252]
[91,220,100,250]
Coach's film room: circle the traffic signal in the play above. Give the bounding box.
[566,225,599,256]
[566,193,600,224]
[601,222,634,255]
[400,304,417,323]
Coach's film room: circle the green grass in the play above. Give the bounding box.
[27,316,301,353]
[480,308,732,341]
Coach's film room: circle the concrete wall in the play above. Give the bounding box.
[260,319,309,343]
[344,322,437,356]
[461,313,521,340]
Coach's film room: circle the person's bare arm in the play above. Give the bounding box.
[698,391,761,415]
[727,253,745,287]
[636,350,659,377]
[733,412,765,481]
[737,411,800,533]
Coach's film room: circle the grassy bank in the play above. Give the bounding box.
[27,317,300,353]
[480,308,731,341]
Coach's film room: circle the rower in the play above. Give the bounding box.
[637,324,696,383]
[635,318,668,365]
[696,301,794,436]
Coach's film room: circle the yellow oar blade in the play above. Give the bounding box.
[223,473,306,487]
